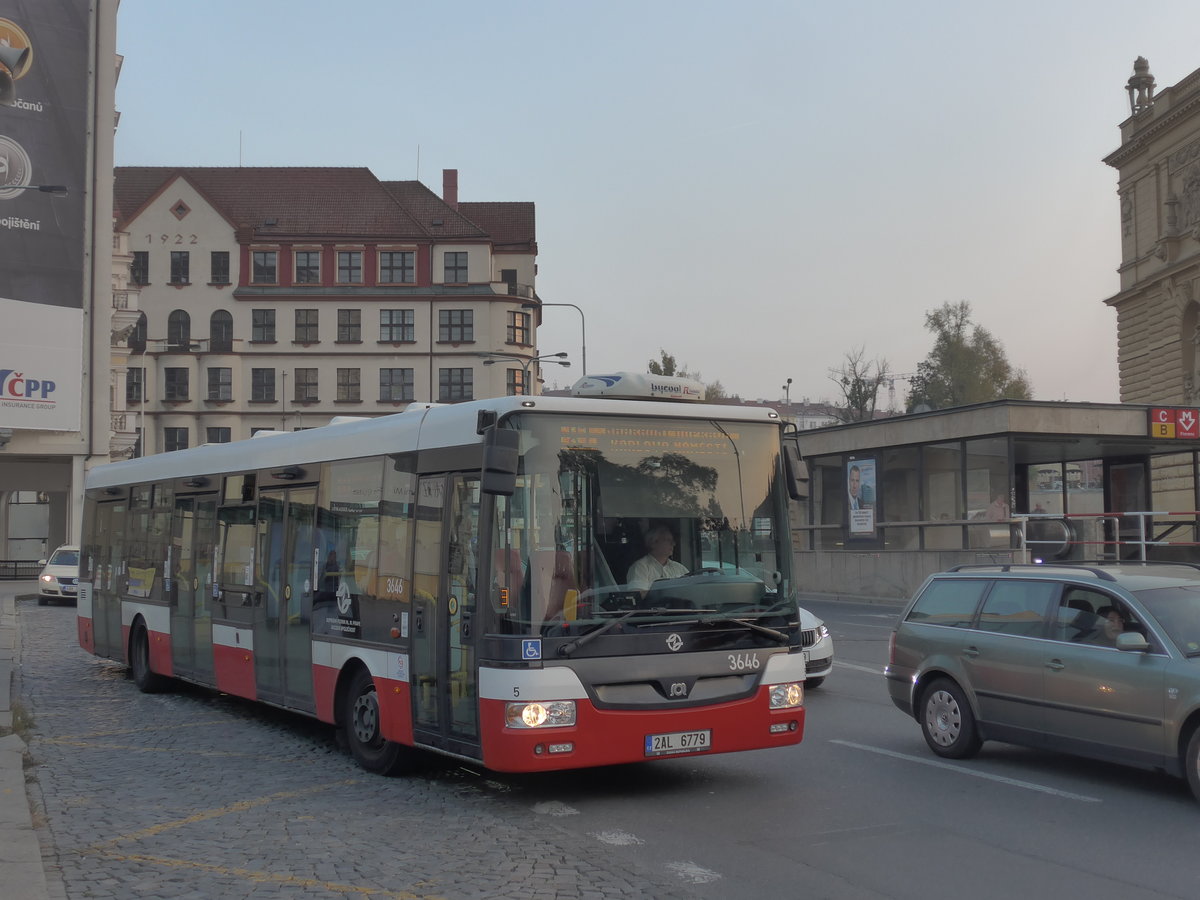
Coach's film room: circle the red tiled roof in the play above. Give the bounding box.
[115,167,442,239]
[379,181,488,239]
[458,202,536,249]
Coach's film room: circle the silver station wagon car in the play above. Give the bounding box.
[886,563,1200,802]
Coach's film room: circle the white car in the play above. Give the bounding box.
[799,606,833,688]
[37,544,80,605]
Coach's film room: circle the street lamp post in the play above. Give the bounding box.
[783,378,792,404]
[522,301,586,376]
[478,351,570,395]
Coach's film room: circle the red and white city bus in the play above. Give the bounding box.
[78,374,809,774]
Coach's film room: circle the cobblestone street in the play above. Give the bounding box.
[17,599,700,900]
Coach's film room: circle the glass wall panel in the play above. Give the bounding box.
[880,447,919,522]
[965,437,1010,548]
[923,442,963,522]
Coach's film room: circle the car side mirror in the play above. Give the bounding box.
[1116,632,1150,652]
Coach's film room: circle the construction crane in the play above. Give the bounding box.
[886,373,919,413]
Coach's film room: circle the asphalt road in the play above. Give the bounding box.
[17,595,1200,899]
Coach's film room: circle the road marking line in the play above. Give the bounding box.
[832,660,882,675]
[88,851,445,899]
[664,860,722,884]
[86,780,360,849]
[830,739,1102,802]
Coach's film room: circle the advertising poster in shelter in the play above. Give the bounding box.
[847,458,876,535]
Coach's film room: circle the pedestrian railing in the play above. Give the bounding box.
[1015,511,1200,562]
[0,560,41,580]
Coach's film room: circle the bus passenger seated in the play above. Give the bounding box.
[626,525,688,592]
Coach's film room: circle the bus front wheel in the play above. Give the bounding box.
[343,668,412,776]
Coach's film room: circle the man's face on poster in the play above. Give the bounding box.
[849,466,860,500]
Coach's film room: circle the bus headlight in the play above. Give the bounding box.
[768,682,804,709]
[505,700,577,728]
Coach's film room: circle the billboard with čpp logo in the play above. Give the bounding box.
[0,296,82,429]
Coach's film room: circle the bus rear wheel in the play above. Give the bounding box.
[343,668,412,776]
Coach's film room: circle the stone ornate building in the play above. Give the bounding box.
[1105,58,1200,404]
[1104,58,1200,509]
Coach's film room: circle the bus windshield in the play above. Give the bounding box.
[488,413,796,635]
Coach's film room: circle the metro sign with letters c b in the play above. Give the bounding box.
[1149,407,1200,439]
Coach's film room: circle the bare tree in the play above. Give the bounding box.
[829,347,890,423]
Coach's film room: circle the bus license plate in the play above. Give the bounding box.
[645,729,711,757]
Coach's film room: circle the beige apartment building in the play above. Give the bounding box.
[112,167,541,455]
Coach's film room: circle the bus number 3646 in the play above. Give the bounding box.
[728,652,760,671]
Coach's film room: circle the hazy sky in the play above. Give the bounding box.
[113,1,1200,406]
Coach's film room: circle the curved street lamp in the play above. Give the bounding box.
[521,301,586,376]
[478,351,570,395]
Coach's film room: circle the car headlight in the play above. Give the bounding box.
[505,700,577,728]
[40,574,54,584]
[816,624,830,640]
[768,682,804,709]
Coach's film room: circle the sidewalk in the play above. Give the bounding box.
[0,582,51,900]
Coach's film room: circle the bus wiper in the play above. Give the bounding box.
[557,607,665,658]
[698,615,791,644]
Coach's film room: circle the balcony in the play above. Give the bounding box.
[497,281,535,300]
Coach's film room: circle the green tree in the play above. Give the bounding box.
[906,301,1032,412]
[647,349,728,400]
[829,347,890,423]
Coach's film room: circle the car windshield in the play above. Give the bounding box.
[49,548,79,567]
[1132,584,1200,656]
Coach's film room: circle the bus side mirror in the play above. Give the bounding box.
[784,444,808,501]
[481,427,520,496]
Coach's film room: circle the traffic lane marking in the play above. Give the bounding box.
[831,660,883,675]
[85,780,360,850]
[831,739,1102,802]
[83,851,447,899]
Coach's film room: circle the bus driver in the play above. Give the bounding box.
[626,524,689,592]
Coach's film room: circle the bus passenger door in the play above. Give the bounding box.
[169,495,198,676]
[255,487,317,711]
[411,475,480,753]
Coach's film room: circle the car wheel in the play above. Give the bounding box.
[342,668,414,776]
[806,677,825,689]
[920,678,982,759]
[129,621,167,693]
[1184,728,1200,803]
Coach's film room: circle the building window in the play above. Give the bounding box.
[438,368,473,402]
[294,368,318,402]
[380,309,414,342]
[207,367,232,401]
[438,309,473,343]
[295,309,319,343]
[127,366,144,403]
[337,368,361,401]
[210,251,230,285]
[210,310,233,351]
[337,309,361,342]
[131,251,149,285]
[443,251,468,283]
[506,368,528,396]
[164,427,189,452]
[251,368,275,402]
[129,312,147,352]
[168,251,190,285]
[507,310,531,346]
[164,368,189,401]
[380,368,414,402]
[167,309,191,348]
[294,250,321,284]
[337,251,362,284]
[252,251,277,284]
[379,251,414,283]
[252,309,276,343]
[206,427,231,444]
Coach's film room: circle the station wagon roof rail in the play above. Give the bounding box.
[944,563,1118,581]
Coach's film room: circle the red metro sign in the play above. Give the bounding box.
[1149,407,1200,440]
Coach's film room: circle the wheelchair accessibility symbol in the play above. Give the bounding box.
[521,639,542,661]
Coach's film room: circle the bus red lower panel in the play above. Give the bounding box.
[77,615,94,654]
[479,687,804,773]
[375,677,414,746]
[213,644,256,699]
